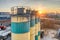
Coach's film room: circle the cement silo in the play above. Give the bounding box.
[35,16,39,40]
[35,11,38,40]
[30,10,35,40]
[38,18,40,40]
[11,6,30,40]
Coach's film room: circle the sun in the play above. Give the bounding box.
[38,10,47,15]
[39,11,43,14]
[35,8,47,17]
[35,10,43,17]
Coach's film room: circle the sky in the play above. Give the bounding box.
[0,0,60,13]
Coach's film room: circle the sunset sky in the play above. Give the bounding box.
[0,0,60,13]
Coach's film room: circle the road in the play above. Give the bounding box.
[6,36,11,40]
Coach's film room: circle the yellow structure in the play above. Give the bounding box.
[30,16,35,40]
[11,6,40,40]
[11,15,30,40]
[35,17,39,40]
[38,18,40,40]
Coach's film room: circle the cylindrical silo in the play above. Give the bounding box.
[38,18,40,40]
[11,14,30,40]
[34,11,39,40]
[30,11,35,40]
[35,16,39,40]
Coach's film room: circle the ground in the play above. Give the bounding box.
[41,29,59,40]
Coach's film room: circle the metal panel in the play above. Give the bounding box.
[11,22,30,33]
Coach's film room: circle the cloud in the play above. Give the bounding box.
[25,0,60,6]
[27,0,60,2]
[26,0,60,4]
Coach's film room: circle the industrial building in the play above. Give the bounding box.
[11,6,40,40]
[0,12,11,26]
